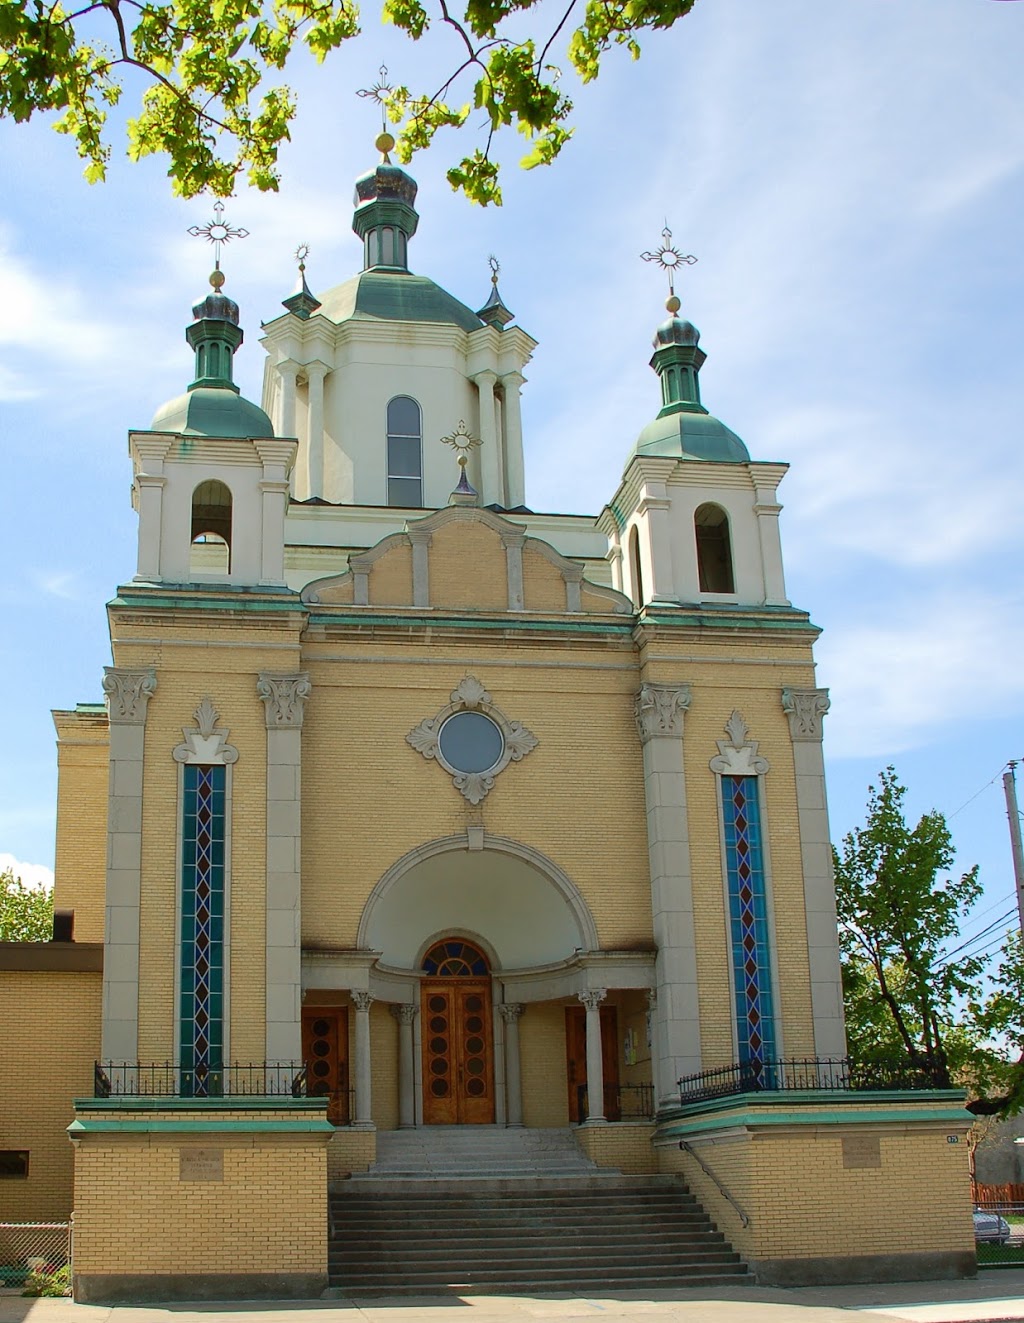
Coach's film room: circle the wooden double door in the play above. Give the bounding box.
[421,980,495,1124]
[301,1007,350,1125]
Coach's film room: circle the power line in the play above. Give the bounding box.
[949,762,1022,821]
[936,908,1018,968]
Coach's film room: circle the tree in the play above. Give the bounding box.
[0,867,54,941]
[0,0,696,202]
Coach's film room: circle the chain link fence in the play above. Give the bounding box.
[973,1203,1024,1267]
[0,1223,70,1288]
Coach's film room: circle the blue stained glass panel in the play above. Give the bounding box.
[180,763,226,1097]
[721,775,777,1068]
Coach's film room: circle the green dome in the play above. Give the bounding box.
[151,386,274,438]
[633,408,750,464]
[317,270,484,333]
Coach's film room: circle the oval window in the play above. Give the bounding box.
[437,711,504,775]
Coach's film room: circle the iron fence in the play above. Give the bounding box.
[94,1060,307,1098]
[677,1056,948,1105]
[0,1223,70,1288]
[575,1082,655,1121]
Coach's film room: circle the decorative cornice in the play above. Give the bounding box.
[634,683,691,743]
[578,989,607,1011]
[257,672,311,729]
[498,1003,525,1023]
[781,687,830,742]
[406,675,538,805]
[709,710,769,776]
[172,697,239,765]
[102,668,157,725]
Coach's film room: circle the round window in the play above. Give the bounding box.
[437,711,504,775]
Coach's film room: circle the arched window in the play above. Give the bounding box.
[422,939,489,977]
[629,525,644,608]
[190,479,232,575]
[386,396,423,507]
[695,503,735,593]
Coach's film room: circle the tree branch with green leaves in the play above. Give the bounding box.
[0,0,697,200]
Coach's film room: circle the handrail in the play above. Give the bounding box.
[677,1140,751,1228]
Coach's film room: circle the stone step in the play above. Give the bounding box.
[332,1232,727,1255]
[330,1265,751,1291]
[330,1244,740,1266]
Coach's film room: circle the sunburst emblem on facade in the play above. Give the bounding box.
[641,225,696,308]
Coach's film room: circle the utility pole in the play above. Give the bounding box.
[1002,762,1024,934]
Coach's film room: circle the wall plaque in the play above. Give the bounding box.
[179,1147,224,1182]
[841,1136,882,1169]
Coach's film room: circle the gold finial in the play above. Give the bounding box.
[188,199,249,273]
[210,269,226,291]
[640,224,696,304]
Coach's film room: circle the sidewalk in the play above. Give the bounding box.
[5,1273,1024,1323]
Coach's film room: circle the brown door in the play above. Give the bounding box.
[421,980,495,1124]
[565,1005,620,1122]
[302,1006,350,1125]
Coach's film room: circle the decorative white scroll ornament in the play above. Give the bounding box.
[257,673,312,728]
[102,667,157,724]
[709,710,769,776]
[781,687,830,742]
[406,675,538,805]
[634,683,691,743]
[173,697,239,765]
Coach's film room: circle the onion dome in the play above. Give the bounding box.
[352,132,420,272]
[151,270,274,438]
[631,295,749,464]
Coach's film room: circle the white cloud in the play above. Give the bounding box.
[0,853,54,891]
[818,591,1024,760]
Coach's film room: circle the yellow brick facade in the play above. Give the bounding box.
[51,712,109,943]
[0,969,101,1219]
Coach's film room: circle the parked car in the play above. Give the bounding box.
[973,1209,1011,1244]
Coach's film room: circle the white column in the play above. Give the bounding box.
[99,668,156,1065]
[501,526,525,611]
[500,372,526,508]
[305,363,328,501]
[391,1003,418,1128]
[352,991,375,1126]
[638,495,677,602]
[408,526,432,607]
[499,1003,525,1127]
[608,539,624,595]
[578,990,607,1123]
[634,683,701,1106]
[133,475,166,582]
[474,371,503,506]
[278,361,299,437]
[257,673,310,1066]
[254,440,295,587]
[782,688,846,1061]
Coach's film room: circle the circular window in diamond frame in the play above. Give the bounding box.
[406,675,538,805]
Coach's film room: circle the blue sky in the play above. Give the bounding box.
[1,0,1022,963]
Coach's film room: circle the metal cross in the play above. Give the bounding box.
[488,254,501,286]
[295,243,310,274]
[187,200,249,270]
[357,64,394,133]
[441,420,482,469]
[640,225,697,298]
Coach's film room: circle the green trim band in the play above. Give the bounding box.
[74,1096,328,1112]
[663,1087,967,1123]
[68,1119,335,1135]
[656,1106,973,1140]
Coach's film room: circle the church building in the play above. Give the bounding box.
[0,136,976,1299]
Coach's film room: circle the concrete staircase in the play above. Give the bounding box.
[327,1128,750,1295]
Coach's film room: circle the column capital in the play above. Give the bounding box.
[276,358,301,380]
[257,673,312,729]
[406,524,433,547]
[498,1002,525,1023]
[500,370,526,390]
[781,687,831,742]
[352,991,375,1012]
[578,989,606,1011]
[473,369,498,387]
[634,683,691,744]
[390,1002,418,1025]
[102,667,157,725]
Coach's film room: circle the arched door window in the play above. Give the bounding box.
[190,480,232,575]
[695,503,735,593]
[386,396,423,507]
[422,939,489,976]
[628,525,644,607]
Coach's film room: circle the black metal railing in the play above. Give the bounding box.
[575,1082,655,1121]
[677,1056,948,1105]
[94,1061,308,1099]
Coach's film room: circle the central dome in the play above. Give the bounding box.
[316,270,485,333]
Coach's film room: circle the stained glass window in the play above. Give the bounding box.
[180,764,226,1096]
[422,939,489,977]
[721,774,776,1070]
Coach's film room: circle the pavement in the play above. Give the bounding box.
[6,1274,1024,1323]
